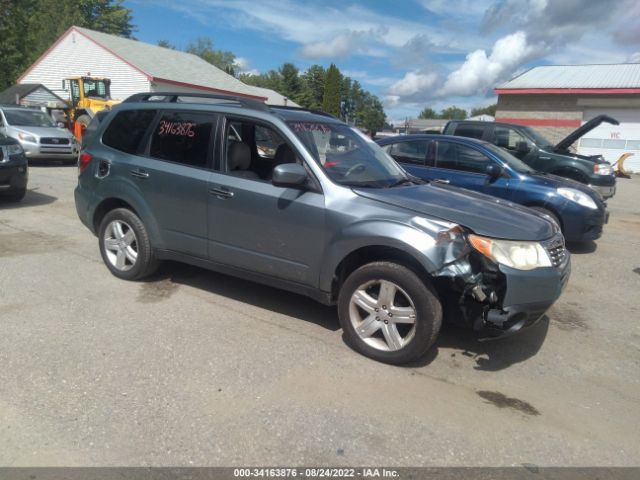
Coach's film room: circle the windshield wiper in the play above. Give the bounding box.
[386,176,425,188]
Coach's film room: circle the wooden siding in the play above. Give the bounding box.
[19,30,150,101]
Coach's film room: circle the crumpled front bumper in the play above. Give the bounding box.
[478,255,571,339]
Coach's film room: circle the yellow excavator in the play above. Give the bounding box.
[62,76,120,138]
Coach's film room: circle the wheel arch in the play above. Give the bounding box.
[92,196,163,247]
[326,244,437,304]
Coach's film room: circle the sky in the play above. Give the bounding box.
[126,0,640,121]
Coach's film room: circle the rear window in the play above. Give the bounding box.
[149,111,215,167]
[102,110,156,154]
[454,124,485,140]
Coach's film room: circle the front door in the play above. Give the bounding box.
[206,117,326,287]
[430,140,512,199]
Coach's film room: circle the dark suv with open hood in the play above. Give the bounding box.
[444,116,618,199]
[75,92,570,364]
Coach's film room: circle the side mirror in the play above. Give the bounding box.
[516,141,530,154]
[485,164,503,179]
[272,163,308,188]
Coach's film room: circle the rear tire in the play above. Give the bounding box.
[98,208,159,280]
[338,261,442,365]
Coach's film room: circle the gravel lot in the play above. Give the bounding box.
[1,164,639,467]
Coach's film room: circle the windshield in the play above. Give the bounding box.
[483,143,536,174]
[3,109,56,127]
[288,121,410,188]
[83,78,109,99]
[521,126,554,149]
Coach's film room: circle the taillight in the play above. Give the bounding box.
[78,152,92,175]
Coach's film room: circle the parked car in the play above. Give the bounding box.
[0,105,79,164]
[0,133,28,202]
[75,92,570,364]
[378,135,608,243]
[443,116,618,199]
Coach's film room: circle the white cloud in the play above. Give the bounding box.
[439,31,540,97]
[629,52,640,63]
[233,57,259,76]
[300,28,387,59]
[388,71,438,97]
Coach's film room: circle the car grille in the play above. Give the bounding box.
[40,137,70,145]
[542,234,567,268]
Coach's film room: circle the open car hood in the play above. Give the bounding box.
[554,114,619,152]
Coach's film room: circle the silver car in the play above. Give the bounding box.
[0,106,79,163]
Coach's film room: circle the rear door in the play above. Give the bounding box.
[102,109,216,258]
[206,116,326,287]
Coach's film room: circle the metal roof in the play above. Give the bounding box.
[0,83,66,105]
[74,27,266,100]
[498,64,640,89]
[246,85,301,107]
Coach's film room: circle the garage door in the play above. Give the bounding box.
[578,108,640,172]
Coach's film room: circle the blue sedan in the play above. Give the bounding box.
[377,135,608,242]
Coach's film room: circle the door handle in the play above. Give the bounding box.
[209,187,234,199]
[434,178,450,184]
[130,169,149,179]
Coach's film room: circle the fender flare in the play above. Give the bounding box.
[319,220,442,292]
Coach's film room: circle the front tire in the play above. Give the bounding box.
[530,206,561,231]
[98,208,159,280]
[4,188,26,202]
[338,261,442,365]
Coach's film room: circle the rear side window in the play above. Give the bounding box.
[454,124,485,140]
[102,110,156,154]
[149,111,215,167]
[387,141,428,165]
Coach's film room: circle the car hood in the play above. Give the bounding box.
[12,126,74,138]
[554,114,619,152]
[527,172,603,197]
[353,183,555,241]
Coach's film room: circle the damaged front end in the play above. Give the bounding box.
[423,223,569,340]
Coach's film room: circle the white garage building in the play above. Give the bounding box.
[496,63,640,172]
[18,26,298,106]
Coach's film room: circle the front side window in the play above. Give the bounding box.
[149,111,215,167]
[102,109,157,155]
[494,125,532,152]
[288,122,408,187]
[83,79,109,99]
[435,141,491,174]
[3,109,55,127]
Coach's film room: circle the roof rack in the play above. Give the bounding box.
[268,105,337,119]
[122,92,270,112]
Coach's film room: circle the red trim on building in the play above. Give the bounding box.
[151,77,267,101]
[496,117,582,128]
[495,88,640,95]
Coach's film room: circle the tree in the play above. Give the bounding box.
[439,106,467,120]
[299,65,325,110]
[418,107,438,119]
[0,0,135,90]
[354,92,385,137]
[471,104,497,117]
[157,39,176,49]
[322,64,341,117]
[186,37,237,75]
[279,63,302,104]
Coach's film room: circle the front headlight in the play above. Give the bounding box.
[469,234,552,270]
[17,132,36,143]
[6,144,24,155]
[594,163,613,175]
[557,187,597,209]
